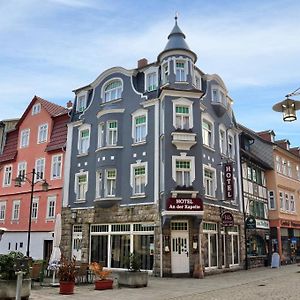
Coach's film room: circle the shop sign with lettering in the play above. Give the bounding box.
[167,198,203,211]
[224,162,234,201]
[256,219,270,229]
[246,216,256,229]
[221,212,234,226]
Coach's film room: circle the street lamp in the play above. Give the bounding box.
[272,87,300,122]
[14,168,49,257]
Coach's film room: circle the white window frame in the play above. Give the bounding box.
[203,165,217,198]
[219,125,227,155]
[31,197,39,219]
[106,120,118,146]
[51,154,62,180]
[171,154,195,187]
[279,191,284,210]
[3,165,12,187]
[282,159,287,175]
[172,98,193,130]
[12,200,20,220]
[211,85,227,107]
[35,158,45,181]
[287,161,292,177]
[161,61,169,85]
[130,161,148,196]
[32,103,41,115]
[194,71,202,90]
[78,124,91,154]
[175,60,187,82]
[268,190,276,210]
[285,193,289,211]
[75,171,88,201]
[290,194,295,212]
[95,170,102,198]
[97,123,105,148]
[76,91,88,112]
[228,131,235,159]
[202,113,214,148]
[17,161,27,181]
[132,109,148,144]
[46,196,56,219]
[105,169,117,197]
[20,129,30,148]
[102,78,123,103]
[144,67,158,92]
[276,156,281,173]
[0,201,6,221]
[37,123,48,144]
[296,165,300,180]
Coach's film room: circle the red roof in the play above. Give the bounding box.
[45,114,69,152]
[0,129,18,163]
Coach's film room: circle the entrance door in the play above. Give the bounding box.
[171,222,189,274]
[44,240,53,262]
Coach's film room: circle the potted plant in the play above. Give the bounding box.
[89,262,113,290]
[118,252,148,288]
[0,251,31,299]
[57,255,76,295]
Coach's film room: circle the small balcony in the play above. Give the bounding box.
[171,186,198,198]
[171,131,197,150]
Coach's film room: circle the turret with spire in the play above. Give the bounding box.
[157,15,197,63]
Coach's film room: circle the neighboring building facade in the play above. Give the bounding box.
[239,125,273,268]
[61,18,244,276]
[0,96,69,260]
[258,130,300,264]
[0,118,19,154]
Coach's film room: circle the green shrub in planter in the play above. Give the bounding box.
[0,251,30,280]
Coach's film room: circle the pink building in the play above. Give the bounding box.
[0,96,69,260]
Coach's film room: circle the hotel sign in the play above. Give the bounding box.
[221,211,234,227]
[167,198,203,211]
[224,162,234,201]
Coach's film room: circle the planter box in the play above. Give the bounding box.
[118,271,148,288]
[0,278,31,299]
[94,279,113,290]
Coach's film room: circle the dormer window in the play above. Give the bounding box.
[146,72,157,92]
[212,87,228,107]
[103,79,122,103]
[32,103,41,115]
[175,61,186,82]
[195,76,201,90]
[76,92,88,112]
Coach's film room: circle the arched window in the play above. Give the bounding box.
[104,80,122,102]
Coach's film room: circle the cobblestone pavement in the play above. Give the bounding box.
[30,264,300,300]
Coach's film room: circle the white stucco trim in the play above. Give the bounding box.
[131,109,148,143]
[97,109,125,118]
[63,123,73,207]
[154,101,159,204]
[172,98,193,130]
[130,161,148,196]
[201,112,215,149]
[144,66,159,92]
[77,123,91,155]
[171,154,195,184]
[100,77,124,103]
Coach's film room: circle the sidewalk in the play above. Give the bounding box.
[30,264,300,300]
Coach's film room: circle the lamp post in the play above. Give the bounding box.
[14,169,49,257]
[272,87,300,122]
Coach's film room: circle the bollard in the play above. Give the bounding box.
[15,271,24,300]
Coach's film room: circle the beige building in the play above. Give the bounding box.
[258,130,300,263]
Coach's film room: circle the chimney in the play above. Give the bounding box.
[66,100,73,109]
[137,58,148,69]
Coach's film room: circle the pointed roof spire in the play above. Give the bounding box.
[158,15,197,62]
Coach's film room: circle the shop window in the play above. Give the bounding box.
[248,235,266,256]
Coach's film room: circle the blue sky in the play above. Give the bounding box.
[1,0,300,146]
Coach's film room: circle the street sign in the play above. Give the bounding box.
[221,211,234,226]
[246,216,256,229]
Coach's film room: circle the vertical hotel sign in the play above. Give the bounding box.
[224,162,234,201]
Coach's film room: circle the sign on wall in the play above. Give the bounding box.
[224,162,234,201]
[221,211,234,226]
[246,216,256,229]
[166,198,203,211]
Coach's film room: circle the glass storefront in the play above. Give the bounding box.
[90,223,154,270]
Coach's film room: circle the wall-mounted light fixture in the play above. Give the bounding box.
[71,210,77,221]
